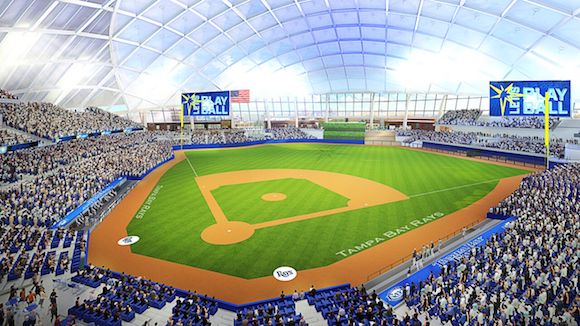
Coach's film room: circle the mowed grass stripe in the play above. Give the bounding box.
[126,144,529,278]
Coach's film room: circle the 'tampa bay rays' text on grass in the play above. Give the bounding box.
[335,212,445,257]
[135,185,163,220]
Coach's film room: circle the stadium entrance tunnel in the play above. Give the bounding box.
[197,169,409,245]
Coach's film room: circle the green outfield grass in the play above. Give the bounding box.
[212,178,349,224]
[126,144,530,279]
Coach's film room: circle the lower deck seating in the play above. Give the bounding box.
[70,266,177,324]
[233,298,301,326]
[169,293,219,326]
[307,286,405,326]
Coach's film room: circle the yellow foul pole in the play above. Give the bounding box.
[544,91,550,169]
[180,99,185,149]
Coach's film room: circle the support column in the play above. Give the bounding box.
[369,93,376,130]
[403,93,410,129]
[325,94,330,122]
[189,116,195,131]
[265,100,272,129]
[294,97,299,128]
[438,95,448,119]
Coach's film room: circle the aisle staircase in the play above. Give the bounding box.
[365,130,400,146]
[295,299,326,326]
[210,309,237,326]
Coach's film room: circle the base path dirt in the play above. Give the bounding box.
[88,148,530,304]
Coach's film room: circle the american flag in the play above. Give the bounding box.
[230,89,250,103]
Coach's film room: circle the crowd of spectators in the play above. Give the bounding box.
[165,127,315,146]
[0,102,140,140]
[490,163,579,219]
[0,89,17,99]
[170,293,218,325]
[0,129,34,146]
[0,222,84,291]
[405,164,579,325]
[0,132,173,226]
[481,135,570,158]
[70,265,183,324]
[189,129,251,145]
[264,127,315,140]
[397,130,478,146]
[477,116,558,129]
[438,110,482,125]
[0,132,169,184]
[397,130,574,158]
[438,109,557,129]
[309,285,408,325]
[83,107,140,131]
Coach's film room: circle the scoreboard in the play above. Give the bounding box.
[489,80,571,117]
[181,91,230,116]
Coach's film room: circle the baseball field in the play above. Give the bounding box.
[122,144,529,279]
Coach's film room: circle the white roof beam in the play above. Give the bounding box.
[30,1,59,31]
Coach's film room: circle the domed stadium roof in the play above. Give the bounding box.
[0,0,578,111]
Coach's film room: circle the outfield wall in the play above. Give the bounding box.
[172,138,364,150]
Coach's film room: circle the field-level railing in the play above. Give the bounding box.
[365,219,482,282]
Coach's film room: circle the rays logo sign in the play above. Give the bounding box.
[386,287,404,302]
[489,80,571,117]
[182,91,230,116]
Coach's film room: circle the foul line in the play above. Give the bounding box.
[410,178,503,198]
[184,154,199,177]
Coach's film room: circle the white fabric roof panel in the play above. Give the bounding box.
[0,0,576,112]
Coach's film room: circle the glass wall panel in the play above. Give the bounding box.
[150,93,487,122]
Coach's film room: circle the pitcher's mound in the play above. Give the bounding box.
[261,193,287,202]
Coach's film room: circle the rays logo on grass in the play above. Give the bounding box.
[273,266,297,282]
[117,236,140,246]
[386,286,404,301]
